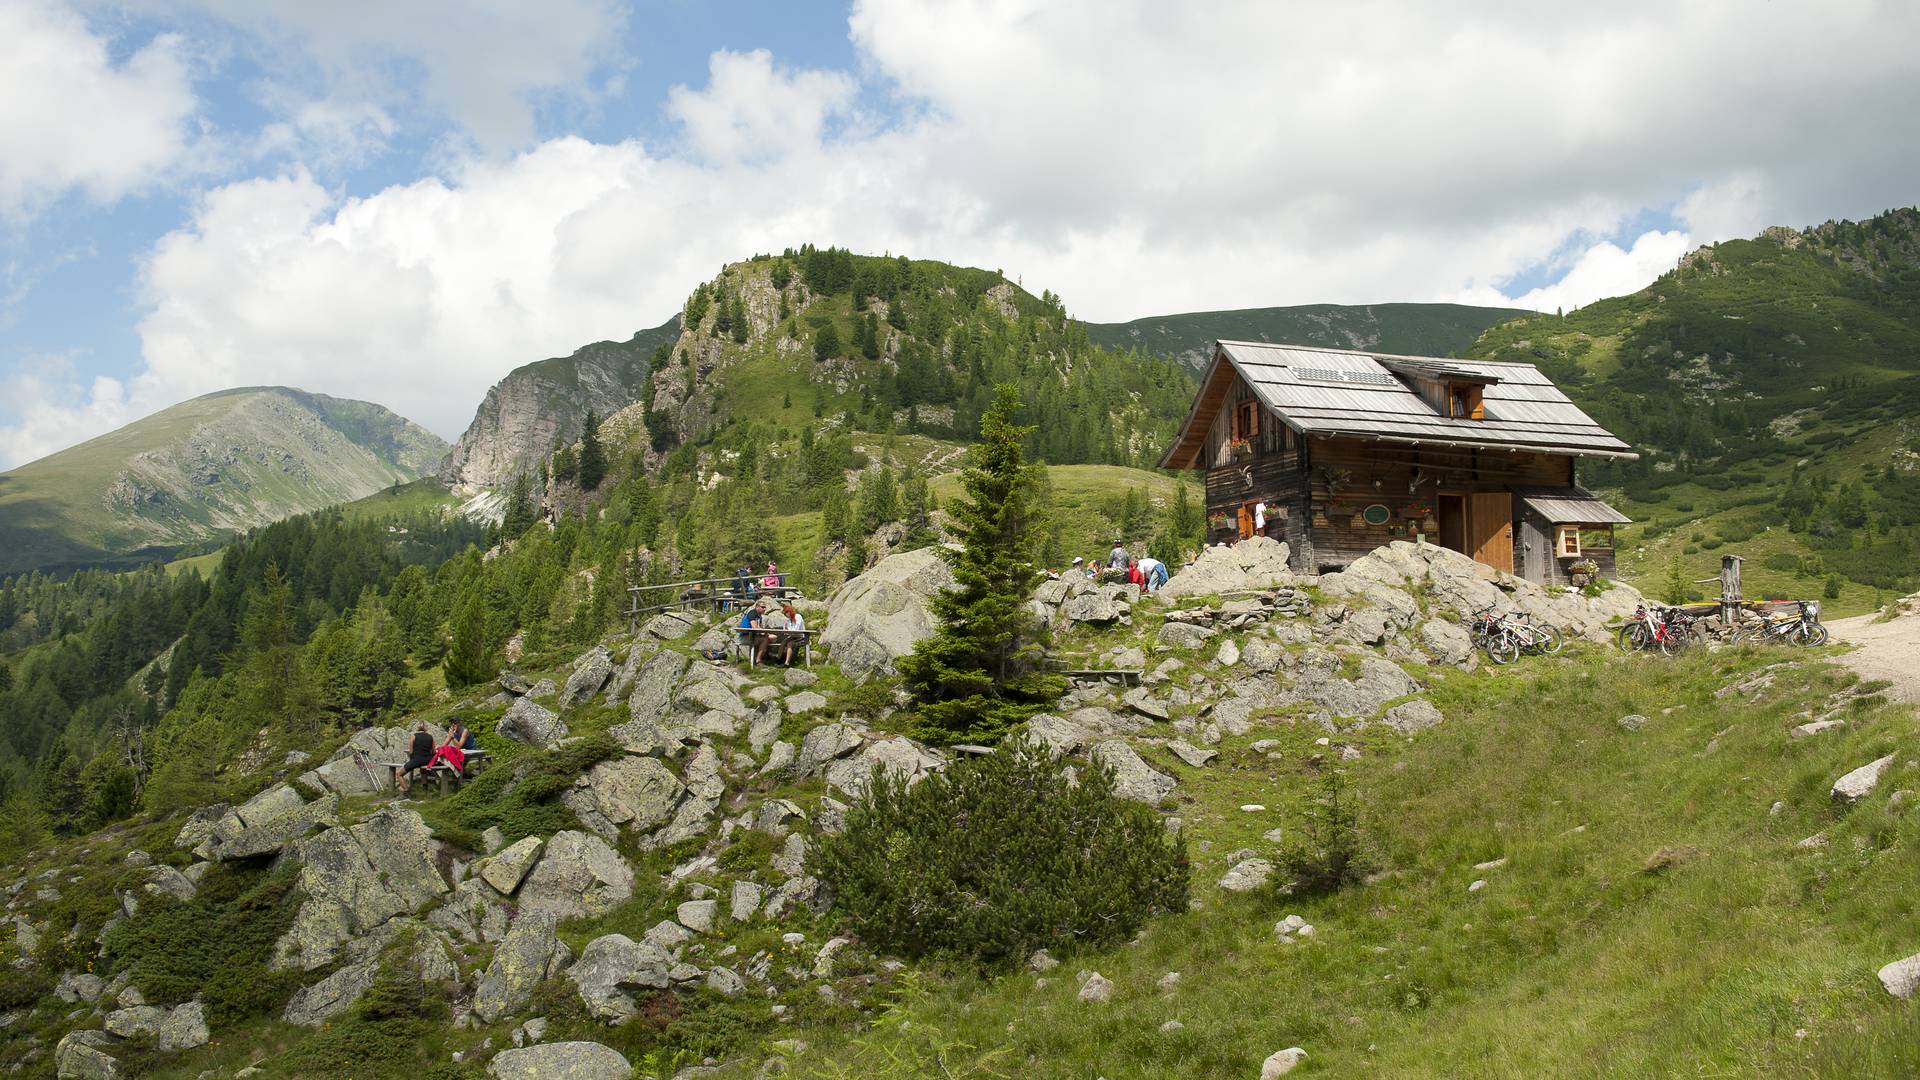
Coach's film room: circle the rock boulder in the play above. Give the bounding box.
[821,547,956,679]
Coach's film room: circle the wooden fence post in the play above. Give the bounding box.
[1720,554,1742,624]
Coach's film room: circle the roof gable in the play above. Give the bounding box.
[1158,340,1636,468]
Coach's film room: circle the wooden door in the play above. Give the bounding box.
[1467,492,1513,572]
[1236,503,1254,540]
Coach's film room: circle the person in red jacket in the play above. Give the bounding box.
[1126,558,1145,594]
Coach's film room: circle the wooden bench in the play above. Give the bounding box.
[737,626,819,668]
[375,748,489,797]
[1062,668,1143,686]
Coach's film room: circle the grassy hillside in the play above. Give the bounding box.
[764,646,1920,1078]
[0,387,446,576]
[1466,209,1920,610]
[1083,302,1530,373]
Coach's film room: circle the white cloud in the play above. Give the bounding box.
[0,0,199,217]
[667,49,858,165]
[9,0,1920,468]
[0,362,134,468]
[168,0,629,149]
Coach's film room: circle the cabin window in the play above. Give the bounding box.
[1233,400,1259,441]
[1556,525,1582,557]
[1448,383,1485,419]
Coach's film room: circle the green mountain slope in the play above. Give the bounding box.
[0,387,446,575]
[437,318,681,491]
[1082,301,1530,372]
[1465,207,1920,608]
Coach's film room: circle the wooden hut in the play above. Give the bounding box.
[1158,340,1637,583]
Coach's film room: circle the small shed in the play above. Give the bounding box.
[1511,485,1634,585]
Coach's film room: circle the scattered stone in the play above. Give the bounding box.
[1381,699,1444,735]
[1218,859,1274,893]
[1791,718,1847,740]
[706,965,746,996]
[488,1041,631,1080]
[1215,640,1241,668]
[731,881,764,923]
[814,937,852,977]
[497,697,568,747]
[156,1001,209,1051]
[1024,714,1090,759]
[1157,536,1293,599]
[1468,879,1487,893]
[1091,739,1177,804]
[1240,804,1266,812]
[1833,754,1897,803]
[821,547,956,679]
[1159,1019,1185,1033]
[645,920,694,951]
[558,646,615,709]
[1157,621,1217,651]
[677,900,718,934]
[1029,949,1059,973]
[473,911,572,1024]
[1167,740,1218,768]
[1078,972,1114,1003]
[1157,971,1181,992]
[515,831,635,921]
[480,836,544,895]
[784,668,819,689]
[55,1030,121,1079]
[785,691,828,715]
[1261,1047,1307,1078]
[568,934,674,1022]
[1472,857,1508,872]
[1878,952,1920,999]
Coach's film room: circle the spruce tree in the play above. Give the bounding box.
[899,384,1065,742]
[444,583,495,687]
[501,472,537,536]
[862,312,882,359]
[578,410,607,491]
[814,322,841,362]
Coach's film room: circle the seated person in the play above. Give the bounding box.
[777,601,807,665]
[1126,558,1145,593]
[445,717,479,751]
[762,561,782,591]
[757,604,791,665]
[394,721,435,793]
[736,603,765,654]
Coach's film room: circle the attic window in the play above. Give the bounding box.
[1233,400,1259,441]
[1556,525,1581,557]
[1449,383,1485,419]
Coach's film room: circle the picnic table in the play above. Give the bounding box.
[738,626,819,669]
[1043,657,1142,686]
[373,748,490,797]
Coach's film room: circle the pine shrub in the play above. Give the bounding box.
[816,737,1189,965]
[1272,767,1377,898]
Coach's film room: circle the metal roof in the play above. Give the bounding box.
[1512,485,1634,524]
[1158,340,1637,468]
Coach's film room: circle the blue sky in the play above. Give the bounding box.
[2,0,1916,469]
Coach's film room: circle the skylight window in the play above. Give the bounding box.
[1293,366,1397,386]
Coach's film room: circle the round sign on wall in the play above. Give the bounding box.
[1362,503,1392,526]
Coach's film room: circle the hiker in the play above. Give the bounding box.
[762,562,782,591]
[1139,555,1169,594]
[1070,556,1086,578]
[737,601,765,655]
[446,717,478,752]
[1108,539,1129,570]
[394,720,435,793]
[757,602,791,665]
[1126,557,1145,593]
[1254,501,1267,537]
[731,564,755,608]
[777,601,807,665]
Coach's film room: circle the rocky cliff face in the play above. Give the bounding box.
[438,319,678,492]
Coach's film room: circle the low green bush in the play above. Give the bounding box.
[422,733,620,848]
[100,862,304,1025]
[816,736,1189,965]
[1272,767,1378,898]
[1763,553,1802,572]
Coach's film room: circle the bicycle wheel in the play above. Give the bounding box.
[1535,625,1565,655]
[1795,621,1830,647]
[1617,622,1647,652]
[1658,628,1690,656]
[1487,632,1521,665]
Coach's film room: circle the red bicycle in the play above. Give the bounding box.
[1618,603,1693,655]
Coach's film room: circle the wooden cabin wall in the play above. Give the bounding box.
[1201,377,1304,546]
[1521,510,1618,586]
[1301,437,1571,572]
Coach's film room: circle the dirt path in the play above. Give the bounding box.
[1827,608,1920,705]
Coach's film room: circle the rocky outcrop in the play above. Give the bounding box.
[192,783,340,861]
[276,807,450,970]
[1320,540,1643,642]
[515,831,634,921]
[822,547,957,679]
[439,326,673,492]
[568,933,674,1021]
[559,646,615,709]
[488,1041,632,1080]
[473,910,572,1024]
[1158,537,1294,599]
[498,697,568,747]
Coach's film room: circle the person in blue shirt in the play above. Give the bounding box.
[736,602,764,656]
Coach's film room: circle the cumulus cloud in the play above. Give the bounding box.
[0,360,135,469]
[168,0,629,149]
[8,0,1920,468]
[0,0,200,217]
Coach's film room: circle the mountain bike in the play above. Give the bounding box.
[1618,604,1693,655]
[1472,606,1564,664]
[1730,600,1828,647]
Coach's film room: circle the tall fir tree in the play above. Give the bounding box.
[444,583,495,687]
[578,409,607,491]
[501,472,537,535]
[899,384,1065,742]
[814,322,841,362]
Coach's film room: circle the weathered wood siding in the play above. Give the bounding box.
[1519,510,1618,586]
